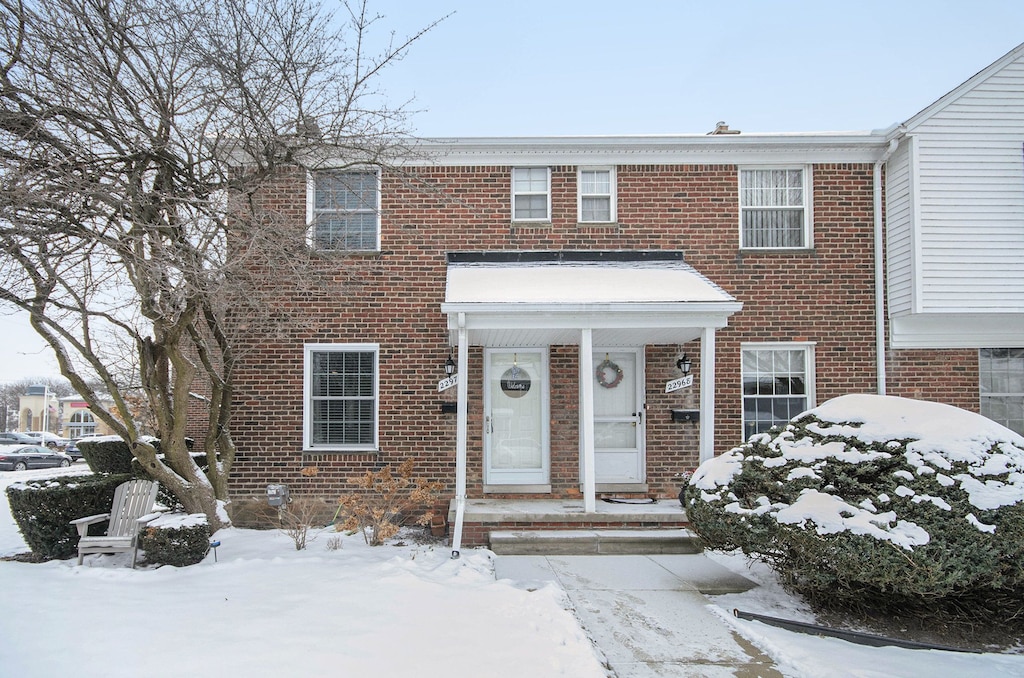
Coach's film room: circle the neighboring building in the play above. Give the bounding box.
[59,395,116,439]
[18,385,58,434]
[220,43,1024,547]
[883,42,1024,435]
[15,387,116,438]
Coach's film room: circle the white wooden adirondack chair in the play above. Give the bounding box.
[70,479,161,568]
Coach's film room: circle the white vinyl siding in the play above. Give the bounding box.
[303,344,379,451]
[906,58,1024,314]
[739,167,811,249]
[979,348,1024,435]
[512,167,551,221]
[578,168,615,222]
[885,136,918,317]
[309,171,380,251]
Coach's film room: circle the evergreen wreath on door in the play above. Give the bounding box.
[596,357,624,388]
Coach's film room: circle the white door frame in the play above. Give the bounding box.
[589,347,646,485]
[483,348,550,486]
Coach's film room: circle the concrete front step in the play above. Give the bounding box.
[489,528,703,556]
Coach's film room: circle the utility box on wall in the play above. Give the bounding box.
[266,484,290,506]
[671,409,700,424]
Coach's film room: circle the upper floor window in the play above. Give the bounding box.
[979,348,1024,435]
[742,343,814,439]
[512,167,550,221]
[309,170,380,251]
[578,168,616,223]
[739,167,810,249]
[303,344,379,451]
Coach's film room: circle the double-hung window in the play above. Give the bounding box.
[578,168,616,223]
[304,344,378,451]
[310,170,380,251]
[512,167,550,221]
[742,344,814,439]
[979,348,1024,435]
[739,167,810,248]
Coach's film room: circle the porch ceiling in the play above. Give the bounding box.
[441,251,742,347]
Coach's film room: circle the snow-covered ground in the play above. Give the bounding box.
[2,464,1023,677]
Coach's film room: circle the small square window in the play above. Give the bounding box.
[980,348,1024,435]
[578,168,615,223]
[742,344,814,438]
[309,170,380,251]
[739,167,810,248]
[512,168,550,221]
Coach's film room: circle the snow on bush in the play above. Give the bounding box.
[685,394,1024,621]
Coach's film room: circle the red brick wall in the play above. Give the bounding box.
[225,162,982,505]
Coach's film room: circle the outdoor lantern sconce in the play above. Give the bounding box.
[444,352,456,376]
[676,354,692,375]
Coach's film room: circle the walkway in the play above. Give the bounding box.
[494,553,785,677]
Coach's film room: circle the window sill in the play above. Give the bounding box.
[510,221,552,228]
[738,247,816,256]
[302,448,379,456]
[576,221,619,229]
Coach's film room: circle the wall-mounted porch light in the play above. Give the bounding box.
[676,354,692,375]
[444,352,456,376]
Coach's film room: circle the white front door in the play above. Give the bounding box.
[592,349,645,484]
[484,349,549,485]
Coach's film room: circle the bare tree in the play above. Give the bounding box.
[0,0,439,528]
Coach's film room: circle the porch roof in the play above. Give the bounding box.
[441,251,742,347]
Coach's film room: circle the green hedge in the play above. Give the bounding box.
[137,514,211,567]
[79,437,196,475]
[5,474,131,560]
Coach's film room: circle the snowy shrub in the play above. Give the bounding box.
[685,395,1024,623]
[138,513,211,567]
[5,473,131,560]
[78,437,134,474]
[336,459,443,546]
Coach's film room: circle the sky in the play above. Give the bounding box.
[3,0,1024,384]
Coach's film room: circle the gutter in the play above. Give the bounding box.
[873,134,902,395]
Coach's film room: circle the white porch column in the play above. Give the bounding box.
[699,326,716,463]
[451,314,469,557]
[579,328,596,512]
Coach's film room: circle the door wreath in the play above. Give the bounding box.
[596,359,624,388]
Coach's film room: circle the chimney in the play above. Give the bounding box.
[708,121,740,135]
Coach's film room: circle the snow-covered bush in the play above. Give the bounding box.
[138,513,211,567]
[5,473,131,559]
[685,395,1024,622]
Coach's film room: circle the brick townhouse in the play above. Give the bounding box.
[224,42,1024,549]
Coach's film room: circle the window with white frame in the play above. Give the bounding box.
[67,410,96,439]
[742,344,814,439]
[512,167,550,221]
[739,167,810,248]
[309,170,380,251]
[304,344,378,450]
[979,348,1024,435]
[578,168,615,222]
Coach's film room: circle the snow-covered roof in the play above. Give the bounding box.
[441,251,742,347]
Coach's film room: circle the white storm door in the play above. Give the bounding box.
[592,349,645,484]
[484,349,550,485]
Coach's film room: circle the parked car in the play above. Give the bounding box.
[63,439,84,461]
[0,444,73,471]
[0,432,38,445]
[24,431,70,449]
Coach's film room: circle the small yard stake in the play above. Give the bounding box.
[209,540,221,562]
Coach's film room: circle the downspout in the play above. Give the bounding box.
[451,313,469,559]
[874,136,900,395]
